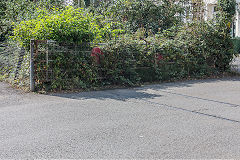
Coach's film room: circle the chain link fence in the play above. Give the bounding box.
[0,42,30,88]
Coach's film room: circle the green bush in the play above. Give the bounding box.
[175,21,234,71]
[218,0,236,19]
[12,7,95,47]
[12,6,124,48]
[100,20,235,85]
[232,37,240,54]
[33,19,236,91]
[0,0,66,42]
[2,0,236,92]
[35,44,99,91]
[90,0,185,35]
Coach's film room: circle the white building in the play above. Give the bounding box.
[204,0,240,37]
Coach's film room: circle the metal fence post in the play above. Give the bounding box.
[30,40,35,92]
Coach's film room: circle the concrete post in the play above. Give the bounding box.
[235,6,240,37]
[30,40,35,92]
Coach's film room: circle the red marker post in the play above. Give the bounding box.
[91,47,104,64]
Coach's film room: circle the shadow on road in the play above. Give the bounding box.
[51,77,240,101]
[51,88,162,101]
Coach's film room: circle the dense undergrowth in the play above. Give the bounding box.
[0,0,238,91]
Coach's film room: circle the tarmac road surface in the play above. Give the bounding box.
[0,77,240,159]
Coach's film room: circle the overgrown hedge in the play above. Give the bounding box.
[1,0,237,91]
[232,37,240,54]
[89,0,186,34]
[99,21,235,85]
[33,21,236,91]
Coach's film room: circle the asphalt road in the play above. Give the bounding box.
[1,77,240,159]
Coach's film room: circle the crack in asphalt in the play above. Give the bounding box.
[156,90,239,108]
[141,99,240,124]
[108,91,240,124]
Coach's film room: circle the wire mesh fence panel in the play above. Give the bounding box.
[32,40,193,91]
[0,40,195,91]
[33,40,104,91]
[0,42,29,88]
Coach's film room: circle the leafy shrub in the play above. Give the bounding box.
[12,7,95,47]
[33,19,236,91]
[218,0,236,19]
[90,0,186,34]
[35,44,99,91]
[176,21,234,71]
[0,0,66,42]
[2,0,237,92]
[232,37,240,54]
[101,37,145,85]
[100,20,235,85]
[12,6,124,48]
